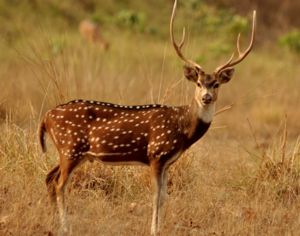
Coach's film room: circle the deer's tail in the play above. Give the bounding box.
[38,113,48,153]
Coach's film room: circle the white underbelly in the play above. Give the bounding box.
[97,160,148,166]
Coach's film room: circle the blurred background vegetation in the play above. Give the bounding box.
[1,0,300,47]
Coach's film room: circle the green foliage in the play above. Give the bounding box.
[182,0,247,35]
[209,42,230,54]
[180,0,251,56]
[116,10,146,32]
[278,30,300,53]
[226,15,250,38]
[89,14,107,25]
[0,0,253,49]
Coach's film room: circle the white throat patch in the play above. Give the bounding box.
[198,103,215,123]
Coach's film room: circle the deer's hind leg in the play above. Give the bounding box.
[46,165,60,213]
[55,157,89,231]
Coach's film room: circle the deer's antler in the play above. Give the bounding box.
[170,0,202,71]
[215,11,256,73]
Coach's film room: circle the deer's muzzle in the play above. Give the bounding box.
[201,94,212,105]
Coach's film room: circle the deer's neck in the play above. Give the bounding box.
[186,97,215,122]
[175,98,214,150]
[197,101,215,124]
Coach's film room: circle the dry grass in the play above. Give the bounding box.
[2,1,300,235]
[2,117,300,235]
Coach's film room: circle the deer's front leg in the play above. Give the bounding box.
[150,162,168,236]
[157,166,169,231]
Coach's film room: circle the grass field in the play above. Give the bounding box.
[1,0,300,235]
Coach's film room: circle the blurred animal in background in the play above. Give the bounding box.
[79,20,109,51]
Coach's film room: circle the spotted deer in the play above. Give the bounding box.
[79,20,109,50]
[39,1,256,235]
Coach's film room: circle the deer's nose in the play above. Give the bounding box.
[202,94,212,105]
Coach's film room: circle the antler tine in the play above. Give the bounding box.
[179,27,185,49]
[215,52,235,72]
[170,0,202,71]
[215,10,256,73]
[237,33,241,55]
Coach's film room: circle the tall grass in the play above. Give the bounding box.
[232,117,300,199]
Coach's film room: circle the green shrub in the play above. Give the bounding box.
[278,30,300,53]
[183,0,248,33]
[116,10,146,32]
[226,15,250,38]
[209,42,230,54]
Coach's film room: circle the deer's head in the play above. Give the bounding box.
[170,0,256,108]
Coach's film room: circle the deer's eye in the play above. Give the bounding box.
[197,82,201,87]
[214,84,219,89]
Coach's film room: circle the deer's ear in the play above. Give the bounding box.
[183,66,198,83]
[219,68,235,84]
